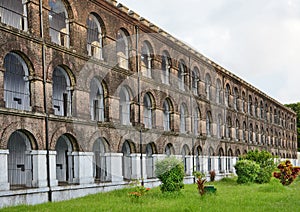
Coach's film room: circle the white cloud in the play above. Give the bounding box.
[119,0,300,103]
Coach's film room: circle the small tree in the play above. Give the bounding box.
[155,156,185,192]
[234,160,260,184]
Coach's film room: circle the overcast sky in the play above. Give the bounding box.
[119,0,300,104]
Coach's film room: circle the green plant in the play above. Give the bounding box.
[239,150,276,184]
[128,179,150,199]
[155,156,185,192]
[192,170,205,179]
[193,171,206,195]
[209,170,216,182]
[273,160,300,186]
[234,159,260,184]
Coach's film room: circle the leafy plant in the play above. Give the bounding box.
[239,150,276,184]
[155,156,185,192]
[193,171,206,195]
[273,160,300,186]
[234,160,260,184]
[128,179,150,199]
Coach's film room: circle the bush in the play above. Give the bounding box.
[234,160,260,184]
[239,150,276,184]
[155,156,185,192]
[273,160,300,186]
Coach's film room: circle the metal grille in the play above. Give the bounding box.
[0,1,27,30]
[4,52,30,111]
[8,131,32,189]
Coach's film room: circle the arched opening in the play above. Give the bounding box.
[7,131,33,189]
[146,142,156,179]
[225,84,230,107]
[90,78,104,121]
[116,29,129,69]
[192,67,199,95]
[48,0,69,47]
[194,107,201,136]
[180,103,188,133]
[55,135,74,185]
[52,66,72,117]
[208,147,214,172]
[161,51,171,84]
[163,98,173,131]
[119,86,131,125]
[227,149,233,173]
[182,145,190,174]
[141,41,153,78]
[216,79,222,104]
[143,93,154,129]
[178,60,186,90]
[87,13,103,59]
[93,138,111,182]
[205,74,211,100]
[165,143,175,157]
[218,148,224,173]
[122,140,135,180]
[206,111,213,136]
[4,52,31,111]
[195,146,202,172]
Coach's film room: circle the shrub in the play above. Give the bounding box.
[273,160,300,186]
[155,156,185,192]
[239,150,276,184]
[234,160,260,184]
[209,170,216,182]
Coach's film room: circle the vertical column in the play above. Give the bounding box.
[49,151,58,187]
[109,153,123,183]
[31,150,48,188]
[0,150,9,190]
[130,153,140,180]
[72,152,94,184]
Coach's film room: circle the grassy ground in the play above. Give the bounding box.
[2,177,300,212]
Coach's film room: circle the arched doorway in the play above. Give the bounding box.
[93,138,110,182]
[146,142,156,179]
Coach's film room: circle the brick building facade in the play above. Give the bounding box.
[0,0,297,207]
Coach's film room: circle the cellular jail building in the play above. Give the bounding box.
[0,0,298,207]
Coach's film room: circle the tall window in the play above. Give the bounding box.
[226,116,232,139]
[260,101,264,119]
[218,148,224,173]
[178,61,185,90]
[236,120,240,141]
[241,91,246,112]
[225,84,230,107]
[249,123,253,143]
[143,93,153,129]
[161,51,171,84]
[87,13,103,59]
[182,145,190,174]
[205,74,212,100]
[208,147,214,171]
[146,143,156,179]
[4,52,30,111]
[192,67,199,95]
[243,122,247,141]
[195,146,202,172]
[0,0,27,30]
[52,66,72,116]
[217,114,222,138]
[248,95,252,115]
[49,0,69,47]
[233,87,238,110]
[163,99,172,131]
[180,104,188,133]
[194,107,201,135]
[119,86,131,125]
[122,140,134,180]
[141,41,153,78]
[116,29,129,69]
[216,79,222,104]
[254,98,258,117]
[206,111,212,136]
[93,138,110,182]
[90,78,104,121]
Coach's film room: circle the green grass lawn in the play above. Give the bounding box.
[2,177,300,212]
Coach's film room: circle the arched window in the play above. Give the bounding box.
[227,149,233,172]
[216,79,222,104]
[182,145,190,174]
[180,103,188,133]
[206,111,212,136]
[243,121,247,141]
[49,0,69,47]
[141,41,153,78]
[254,98,258,117]
[161,51,171,84]
[241,91,246,113]
[165,143,174,157]
[93,138,110,182]
[143,93,153,129]
[249,123,253,143]
[248,95,253,115]
[163,99,172,131]
[119,86,131,125]
[87,13,103,59]
[55,135,75,184]
[233,87,239,110]
[122,140,134,180]
[0,0,27,30]
[8,131,33,188]
[194,107,201,136]
[192,67,199,95]
[208,147,214,171]
[261,127,265,145]
[225,84,230,107]
[226,116,232,139]
[90,78,104,122]
[218,148,224,173]
[236,119,240,141]
[217,114,222,139]
[260,101,264,119]
[116,29,129,69]
[178,61,185,90]
[146,143,156,178]
[255,125,259,144]
[205,74,212,100]
[4,52,30,111]
[195,146,202,172]
[52,66,72,117]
